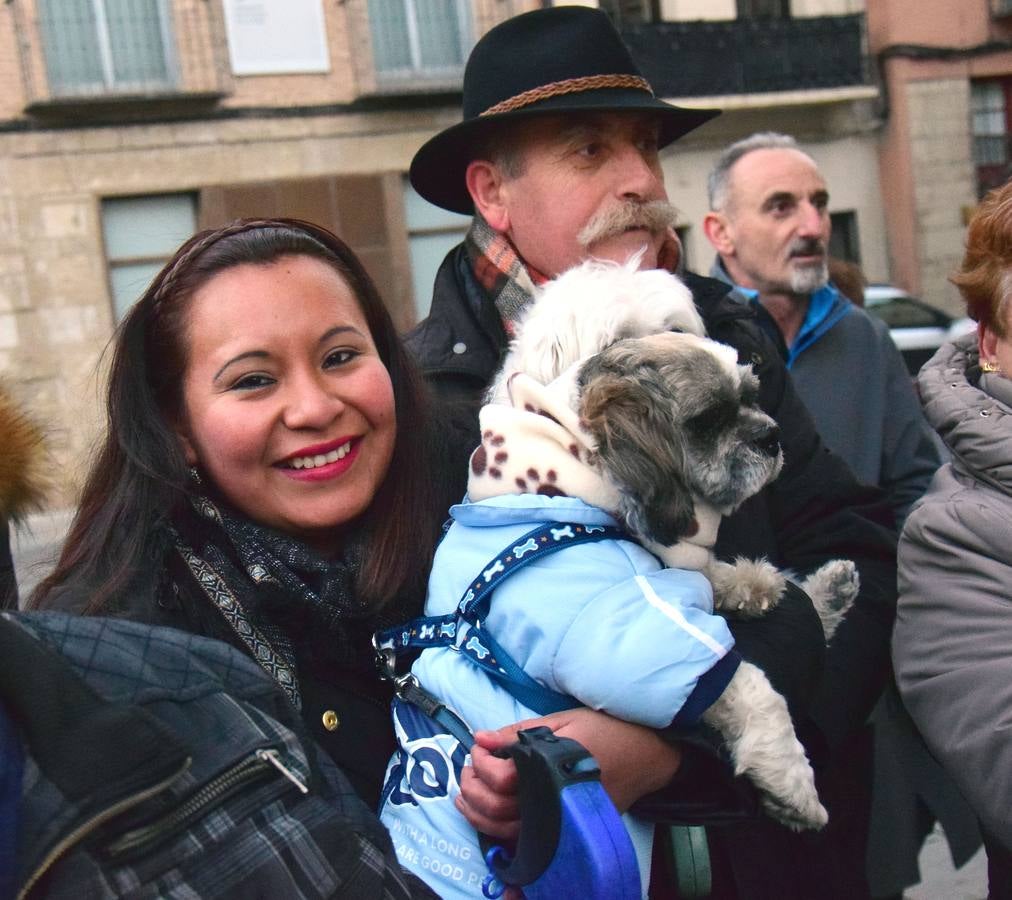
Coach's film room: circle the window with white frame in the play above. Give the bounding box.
[38,0,177,96]
[403,180,470,319]
[101,194,197,321]
[368,0,470,82]
[972,81,1008,166]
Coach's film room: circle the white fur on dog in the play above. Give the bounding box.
[488,254,705,404]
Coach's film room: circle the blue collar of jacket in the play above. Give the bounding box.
[709,258,851,369]
[451,494,620,529]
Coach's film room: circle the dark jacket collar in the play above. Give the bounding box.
[405,244,506,384]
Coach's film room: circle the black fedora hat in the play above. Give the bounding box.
[409,6,720,215]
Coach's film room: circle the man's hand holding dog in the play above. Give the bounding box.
[457,707,683,840]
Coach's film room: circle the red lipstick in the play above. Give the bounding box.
[276,436,361,483]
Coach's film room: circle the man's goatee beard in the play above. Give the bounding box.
[790,262,829,295]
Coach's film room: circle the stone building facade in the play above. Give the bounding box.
[1,0,895,509]
[1,0,525,505]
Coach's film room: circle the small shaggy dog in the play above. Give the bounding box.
[381,259,856,897]
[490,257,856,627]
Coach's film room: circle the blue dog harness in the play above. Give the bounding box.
[374,520,625,717]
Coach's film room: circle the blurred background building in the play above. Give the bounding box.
[0,0,1008,506]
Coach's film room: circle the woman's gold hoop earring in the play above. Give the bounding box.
[981,359,1000,373]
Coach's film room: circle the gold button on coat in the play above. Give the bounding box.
[321,710,339,731]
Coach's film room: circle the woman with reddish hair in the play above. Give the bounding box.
[893,180,1012,897]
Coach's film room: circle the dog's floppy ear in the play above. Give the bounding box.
[579,357,697,545]
[506,369,597,448]
[507,285,582,388]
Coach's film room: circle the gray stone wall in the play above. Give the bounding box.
[0,112,442,508]
[906,78,976,316]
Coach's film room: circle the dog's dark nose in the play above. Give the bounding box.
[753,424,781,457]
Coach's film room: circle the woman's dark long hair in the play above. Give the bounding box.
[31,218,444,614]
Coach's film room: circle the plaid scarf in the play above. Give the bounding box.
[465,213,549,336]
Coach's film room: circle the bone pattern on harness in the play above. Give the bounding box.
[466,636,491,660]
[513,537,539,558]
[374,522,627,707]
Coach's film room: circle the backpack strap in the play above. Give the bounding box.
[375,521,625,717]
[0,614,190,803]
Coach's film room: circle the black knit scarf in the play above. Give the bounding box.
[172,490,415,707]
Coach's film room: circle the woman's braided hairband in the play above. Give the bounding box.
[150,218,308,312]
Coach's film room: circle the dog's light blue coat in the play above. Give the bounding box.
[380,493,738,898]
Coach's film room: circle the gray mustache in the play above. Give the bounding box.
[788,238,826,258]
[578,200,679,249]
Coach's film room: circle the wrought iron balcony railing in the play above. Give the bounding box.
[621,14,869,99]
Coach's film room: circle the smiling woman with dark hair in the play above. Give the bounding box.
[30,218,451,807]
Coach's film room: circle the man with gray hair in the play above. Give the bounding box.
[703,133,983,897]
[703,132,939,526]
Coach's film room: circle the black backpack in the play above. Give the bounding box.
[0,611,435,900]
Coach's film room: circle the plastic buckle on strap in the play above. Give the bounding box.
[393,671,420,700]
[371,633,397,683]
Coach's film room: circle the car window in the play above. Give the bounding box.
[866,296,948,329]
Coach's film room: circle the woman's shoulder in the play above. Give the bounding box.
[903,465,1012,562]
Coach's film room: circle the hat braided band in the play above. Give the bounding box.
[480,73,654,117]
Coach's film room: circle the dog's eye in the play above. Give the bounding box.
[686,404,734,435]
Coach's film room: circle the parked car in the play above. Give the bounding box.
[863,284,975,375]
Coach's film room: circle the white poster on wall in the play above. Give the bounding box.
[223,0,331,76]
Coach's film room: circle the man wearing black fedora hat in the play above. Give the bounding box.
[406,6,898,898]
